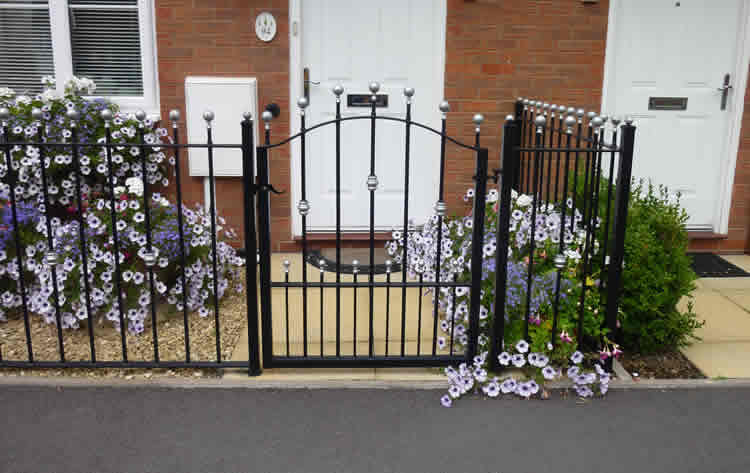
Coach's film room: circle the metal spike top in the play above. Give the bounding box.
[168,109,180,122]
[242,111,252,121]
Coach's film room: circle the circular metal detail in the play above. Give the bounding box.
[332,84,344,97]
[142,250,157,268]
[434,200,447,217]
[283,259,290,273]
[297,97,309,109]
[242,111,252,121]
[403,87,415,98]
[202,110,214,123]
[439,100,450,113]
[31,108,43,120]
[66,109,79,121]
[505,114,515,122]
[297,199,310,216]
[591,116,604,129]
[554,254,566,269]
[472,113,484,126]
[534,115,547,127]
[261,110,273,122]
[369,81,380,94]
[366,174,378,192]
[45,251,58,266]
[0,107,9,121]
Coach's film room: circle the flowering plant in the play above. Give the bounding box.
[0,77,243,335]
[389,187,621,404]
[0,76,172,214]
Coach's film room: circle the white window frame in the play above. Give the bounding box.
[40,0,159,115]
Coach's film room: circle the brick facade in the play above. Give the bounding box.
[155,0,749,254]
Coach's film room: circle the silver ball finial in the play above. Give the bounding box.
[591,116,604,129]
[332,84,344,97]
[403,87,415,98]
[566,107,576,116]
[554,254,566,269]
[600,114,609,124]
[202,110,214,123]
[505,114,515,122]
[576,108,585,118]
[297,199,310,216]
[523,99,530,105]
[517,97,524,102]
[297,97,309,109]
[558,105,567,113]
[242,111,252,121]
[625,116,634,125]
[611,116,622,126]
[352,259,360,274]
[283,259,290,273]
[319,259,326,272]
[564,115,577,132]
[369,81,380,94]
[549,104,558,113]
[534,115,546,128]
[543,102,550,110]
[472,113,484,126]
[385,259,392,273]
[135,109,147,121]
[168,109,179,122]
[262,110,273,123]
[66,108,79,121]
[31,108,43,121]
[587,111,597,120]
[0,107,9,121]
[439,100,450,113]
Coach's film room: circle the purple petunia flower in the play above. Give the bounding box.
[440,394,453,407]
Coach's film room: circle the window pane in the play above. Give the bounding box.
[0,1,54,94]
[69,1,143,96]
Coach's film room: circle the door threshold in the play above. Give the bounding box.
[296,232,393,241]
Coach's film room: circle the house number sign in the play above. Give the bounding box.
[255,12,276,42]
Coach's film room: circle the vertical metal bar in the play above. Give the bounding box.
[605,120,636,369]
[514,99,524,191]
[137,120,159,362]
[1,118,34,362]
[554,109,564,203]
[241,113,261,375]
[431,104,449,356]
[172,113,190,362]
[526,106,535,192]
[575,121,597,348]
[385,261,391,356]
[467,148,488,362]
[400,91,413,357]
[299,109,309,357]
[204,119,222,362]
[353,263,358,357]
[70,122,96,362]
[601,122,619,273]
[284,264,290,356]
[589,125,605,270]
[368,91,377,358]
[449,273,457,355]
[416,273,423,355]
[551,129,574,348]
[103,113,127,361]
[257,145,274,367]
[545,109,553,203]
[490,117,519,371]
[571,112,583,232]
[319,262,324,357]
[334,88,342,358]
[523,120,543,340]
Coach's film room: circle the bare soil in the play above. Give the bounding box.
[620,351,705,379]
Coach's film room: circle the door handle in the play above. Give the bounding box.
[303,67,320,102]
[718,73,733,110]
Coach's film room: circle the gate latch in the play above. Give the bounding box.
[250,182,284,195]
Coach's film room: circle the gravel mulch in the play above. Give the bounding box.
[0,286,248,379]
[620,351,705,379]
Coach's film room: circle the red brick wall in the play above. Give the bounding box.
[155,0,749,253]
[155,0,293,251]
[442,0,609,217]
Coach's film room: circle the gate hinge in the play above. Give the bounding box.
[472,169,501,184]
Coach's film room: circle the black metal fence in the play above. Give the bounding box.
[0,90,635,376]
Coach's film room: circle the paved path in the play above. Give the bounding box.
[1,386,749,473]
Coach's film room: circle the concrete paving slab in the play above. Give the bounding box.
[682,342,750,378]
[719,254,750,272]
[719,290,750,312]
[699,277,750,291]
[684,290,750,343]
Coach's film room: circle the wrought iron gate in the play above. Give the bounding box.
[246,83,490,371]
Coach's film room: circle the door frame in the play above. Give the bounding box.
[600,0,750,234]
[287,0,448,237]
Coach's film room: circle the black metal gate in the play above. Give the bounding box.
[246,83,490,371]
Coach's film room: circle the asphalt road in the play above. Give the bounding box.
[1,385,749,473]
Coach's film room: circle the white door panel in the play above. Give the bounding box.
[301,0,445,231]
[608,0,742,229]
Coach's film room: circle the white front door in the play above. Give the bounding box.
[296,0,446,233]
[605,0,745,231]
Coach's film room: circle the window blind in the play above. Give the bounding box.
[0,1,54,94]
[69,0,143,96]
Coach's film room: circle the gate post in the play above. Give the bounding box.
[604,119,636,369]
[241,114,262,375]
[467,148,489,362]
[489,116,520,371]
[256,146,274,368]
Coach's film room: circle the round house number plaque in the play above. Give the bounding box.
[255,12,277,42]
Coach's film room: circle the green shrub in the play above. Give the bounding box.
[572,172,702,354]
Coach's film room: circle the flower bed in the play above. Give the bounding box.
[389,188,619,404]
[0,76,244,356]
